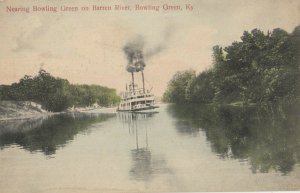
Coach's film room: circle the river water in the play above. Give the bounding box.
[0,104,300,192]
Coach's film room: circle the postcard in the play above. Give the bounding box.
[0,0,300,192]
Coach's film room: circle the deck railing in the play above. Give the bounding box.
[121,89,153,100]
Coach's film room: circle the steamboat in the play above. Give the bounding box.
[118,71,158,112]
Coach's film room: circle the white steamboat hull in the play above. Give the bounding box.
[118,81,158,112]
[117,105,159,112]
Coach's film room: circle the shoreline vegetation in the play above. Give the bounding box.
[0,70,120,120]
[163,26,300,107]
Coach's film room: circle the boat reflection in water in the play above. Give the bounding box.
[118,112,172,181]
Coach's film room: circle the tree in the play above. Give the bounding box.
[163,70,196,103]
[188,70,215,104]
[0,69,120,112]
[163,25,300,105]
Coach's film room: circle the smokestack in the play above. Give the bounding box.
[141,71,145,94]
[131,72,135,93]
[123,28,175,94]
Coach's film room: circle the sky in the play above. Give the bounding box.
[0,0,299,96]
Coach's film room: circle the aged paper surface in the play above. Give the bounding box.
[0,0,300,193]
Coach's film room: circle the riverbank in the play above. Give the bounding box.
[0,101,118,121]
[74,107,117,114]
[0,101,53,121]
[65,107,117,114]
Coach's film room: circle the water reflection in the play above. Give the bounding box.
[0,113,113,155]
[118,112,172,181]
[168,103,300,175]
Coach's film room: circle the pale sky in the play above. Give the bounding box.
[0,0,299,96]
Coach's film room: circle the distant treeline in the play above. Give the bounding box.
[163,26,300,105]
[0,70,120,112]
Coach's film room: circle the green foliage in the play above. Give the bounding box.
[188,70,216,103]
[164,25,300,105]
[70,84,120,107]
[0,70,120,112]
[162,70,195,103]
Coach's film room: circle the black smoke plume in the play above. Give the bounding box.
[144,26,173,58]
[123,24,175,73]
[123,35,146,73]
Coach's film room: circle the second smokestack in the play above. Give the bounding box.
[141,71,145,94]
